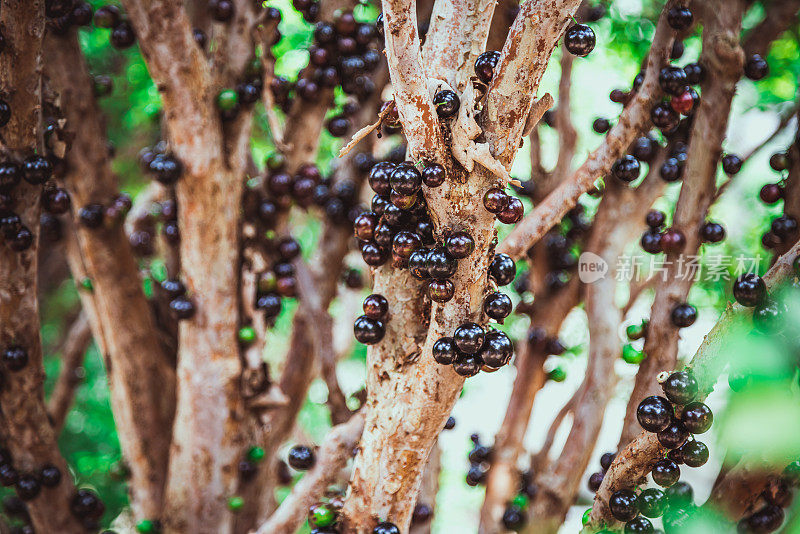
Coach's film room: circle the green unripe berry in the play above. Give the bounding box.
[309,503,337,527]
[511,493,529,510]
[217,89,239,112]
[247,446,266,463]
[239,326,257,344]
[136,520,156,533]
[228,496,244,512]
[582,508,591,525]
[622,344,645,364]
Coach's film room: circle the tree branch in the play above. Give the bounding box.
[44,29,177,518]
[617,0,746,448]
[47,312,92,433]
[497,2,680,260]
[742,0,800,58]
[254,413,365,534]
[585,238,800,531]
[0,1,81,531]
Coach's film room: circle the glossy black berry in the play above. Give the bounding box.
[760,183,783,204]
[483,187,509,213]
[772,216,798,239]
[353,315,385,345]
[452,353,482,377]
[612,155,641,182]
[721,154,743,175]
[599,452,616,470]
[683,62,704,85]
[641,230,662,254]
[497,196,524,224]
[422,163,446,187]
[651,458,680,487]
[209,0,235,21]
[21,155,52,185]
[659,66,688,96]
[169,296,196,320]
[2,346,29,371]
[480,330,513,368]
[390,164,422,196]
[671,303,697,328]
[42,187,71,214]
[483,292,512,321]
[432,337,458,365]
[488,253,516,286]
[363,294,389,320]
[79,204,105,228]
[428,279,455,303]
[637,488,666,518]
[645,210,665,229]
[588,471,604,492]
[392,231,422,258]
[637,395,673,433]
[624,516,654,534]
[651,102,679,130]
[740,505,784,533]
[427,247,457,280]
[0,464,18,487]
[593,117,611,133]
[15,475,40,501]
[501,506,526,531]
[700,222,725,244]
[408,248,430,280]
[453,322,485,354]
[8,227,33,252]
[657,421,689,449]
[609,489,638,522]
[679,440,709,468]
[287,445,315,470]
[662,371,698,405]
[660,157,682,182]
[667,6,693,30]
[564,24,595,57]
[93,5,120,28]
[445,231,475,259]
[744,54,769,81]
[732,273,766,307]
[39,464,62,487]
[433,90,460,119]
[372,522,400,534]
[110,21,136,49]
[681,401,713,434]
[474,50,501,84]
[0,161,20,191]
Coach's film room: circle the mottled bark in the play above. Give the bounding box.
[0,1,82,531]
[618,0,746,448]
[44,29,177,518]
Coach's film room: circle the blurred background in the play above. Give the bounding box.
[26,0,800,531]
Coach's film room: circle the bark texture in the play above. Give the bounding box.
[0,1,82,531]
[618,0,746,448]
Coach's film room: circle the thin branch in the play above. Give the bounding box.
[45,29,177,518]
[584,238,800,531]
[525,174,664,534]
[617,0,746,448]
[47,312,92,433]
[479,279,580,534]
[254,414,364,534]
[497,3,680,260]
[742,0,800,58]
